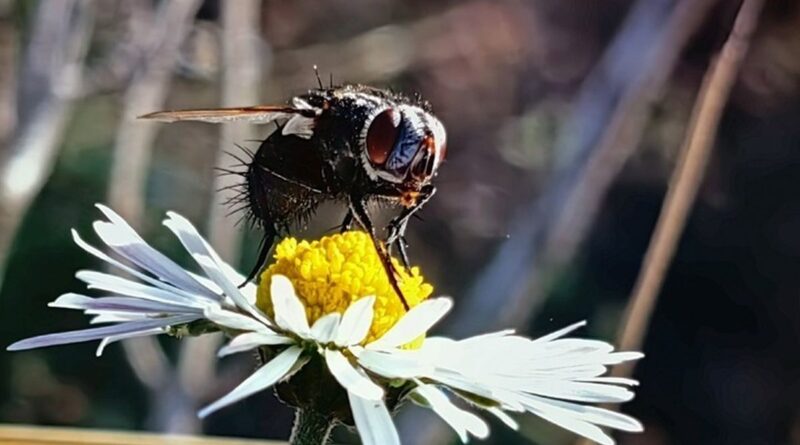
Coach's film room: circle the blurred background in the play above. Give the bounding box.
[1,0,799,444]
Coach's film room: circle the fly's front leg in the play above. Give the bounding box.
[239,227,276,287]
[349,195,410,311]
[387,185,436,270]
[340,210,354,233]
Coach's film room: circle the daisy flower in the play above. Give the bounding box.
[7,206,644,445]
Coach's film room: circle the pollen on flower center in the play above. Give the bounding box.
[256,231,433,344]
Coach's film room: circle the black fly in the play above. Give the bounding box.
[140,84,447,310]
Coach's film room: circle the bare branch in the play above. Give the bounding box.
[0,0,93,290]
[0,2,16,145]
[101,0,203,431]
[207,0,263,262]
[106,0,202,224]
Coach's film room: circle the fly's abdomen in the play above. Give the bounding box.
[246,132,328,233]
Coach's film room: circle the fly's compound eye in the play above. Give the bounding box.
[366,108,401,165]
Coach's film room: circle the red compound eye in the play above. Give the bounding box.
[366,109,400,165]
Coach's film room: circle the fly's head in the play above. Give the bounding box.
[294,86,447,206]
[359,102,446,191]
[360,101,446,193]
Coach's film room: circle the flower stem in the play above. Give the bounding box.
[290,408,334,445]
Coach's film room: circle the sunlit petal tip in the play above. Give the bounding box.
[203,307,270,333]
[367,297,453,350]
[48,293,91,309]
[94,205,135,233]
[70,228,83,244]
[270,275,310,335]
[198,346,303,418]
[217,332,292,357]
[335,295,376,346]
[488,407,519,430]
[414,384,490,442]
[96,338,110,357]
[325,349,384,400]
[311,313,342,344]
[531,320,588,344]
[270,275,294,298]
[349,393,400,445]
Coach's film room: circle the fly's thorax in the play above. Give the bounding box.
[285,85,447,196]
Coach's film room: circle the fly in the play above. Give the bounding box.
[140,83,447,310]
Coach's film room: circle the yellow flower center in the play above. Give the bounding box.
[256,231,433,345]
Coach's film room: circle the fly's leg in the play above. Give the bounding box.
[387,185,436,271]
[349,195,410,311]
[239,227,276,287]
[340,210,354,233]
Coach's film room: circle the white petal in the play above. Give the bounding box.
[203,307,273,334]
[7,314,197,351]
[487,407,519,430]
[520,395,615,445]
[532,321,587,344]
[199,346,303,418]
[218,332,293,357]
[413,384,489,442]
[71,230,209,303]
[271,276,310,337]
[90,313,147,324]
[604,351,645,364]
[163,211,248,288]
[518,379,635,403]
[356,349,431,379]
[93,205,215,298]
[310,313,341,344]
[193,254,272,326]
[52,293,199,315]
[48,293,94,309]
[416,336,461,367]
[578,376,639,386]
[334,296,375,347]
[349,393,400,445]
[75,270,208,308]
[541,338,614,355]
[96,328,163,356]
[424,368,502,407]
[324,349,383,400]
[524,394,643,432]
[368,298,452,350]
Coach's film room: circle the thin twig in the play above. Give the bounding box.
[615,0,764,374]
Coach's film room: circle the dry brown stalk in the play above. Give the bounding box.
[615,0,765,374]
[573,1,765,444]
